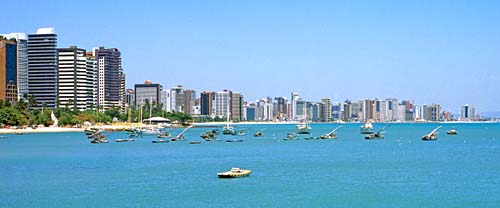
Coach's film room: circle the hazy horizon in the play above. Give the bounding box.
[2,1,500,113]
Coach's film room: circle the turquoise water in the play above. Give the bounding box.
[1,123,499,207]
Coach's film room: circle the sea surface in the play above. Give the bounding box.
[1,123,499,207]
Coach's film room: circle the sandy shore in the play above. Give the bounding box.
[0,127,84,134]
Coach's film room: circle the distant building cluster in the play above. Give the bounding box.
[127,83,481,122]
[0,28,125,112]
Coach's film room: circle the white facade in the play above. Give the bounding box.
[291,92,299,120]
[58,47,94,111]
[161,90,171,112]
[214,91,231,119]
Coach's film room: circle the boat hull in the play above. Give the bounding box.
[217,170,252,178]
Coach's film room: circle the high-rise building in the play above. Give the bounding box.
[321,98,332,122]
[125,89,134,109]
[160,90,170,112]
[1,33,28,100]
[94,47,125,112]
[332,102,341,121]
[245,103,256,121]
[57,46,91,110]
[422,104,441,121]
[200,91,215,116]
[401,100,414,121]
[461,104,475,121]
[0,38,18,102]
[182,89,196,115]
[274,96,288,120]
[290,92,299,120]
[85,52,97,109]
[170,85,183,112]
[134,80,162,107]
[28,28,58,109]
[342,100,352,121]
[231,92,244,121]
[362,99,376,121]
[214,90,231,119]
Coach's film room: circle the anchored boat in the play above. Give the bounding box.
[217,167,252,178]
[447,127,458,135]
[360,121,374,134]
[320,126,342,139]
[422,126,442,141]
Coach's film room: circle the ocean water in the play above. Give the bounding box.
[1,123,499,207]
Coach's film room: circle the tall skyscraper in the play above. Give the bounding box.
[85,52,97,109]
[0,38,18,102]
[28,28,58,108]
[332,102,341,121]
[214,90,231,119]
[94,47,125,112]
[160,90,171,112]
[134,80,162,107]
[200,91,215,116]
[170,85,183,112]
[1,33,28,100]
[290,92,299,120]
[461,104,475,121]
[182,89,196,115]
[274,96,288,119]
[57,46,92,110]
[321,97,332,122]
[231,92,243,121]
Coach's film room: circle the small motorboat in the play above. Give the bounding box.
[115,139,134,142]
[157,131,171,138]
[238,130,247,136]
[422,126,442,141]
[447,127,458,135]
[226,139,244,143]
[217,167,252,178]
[283,133,298,141]
[189,141,202,144]
[152,139,169,143]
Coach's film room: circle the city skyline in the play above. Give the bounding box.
[2,1,500,112]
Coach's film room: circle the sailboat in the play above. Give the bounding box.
[222,99,236,135]
[320,126,342,139]
[422,126,442,141]
[171,125,193,141]
[296,103,311,134]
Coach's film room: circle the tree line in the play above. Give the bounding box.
[0,94,194,127]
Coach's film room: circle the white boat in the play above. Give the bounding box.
[217,167,252,178]
[223,100,236,135]
[360,121,374,134]
[296,102,311,134]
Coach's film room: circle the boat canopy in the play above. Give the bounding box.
[143,117,171,123]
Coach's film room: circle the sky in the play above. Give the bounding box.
[2,0,500,113]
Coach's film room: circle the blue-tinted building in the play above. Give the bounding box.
[0,39,18,101]
[246,106,256,121]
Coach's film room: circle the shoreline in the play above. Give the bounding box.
[1,121,496,134]
[0,127,84,134]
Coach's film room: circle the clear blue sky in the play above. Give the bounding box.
[2,0,500,113]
